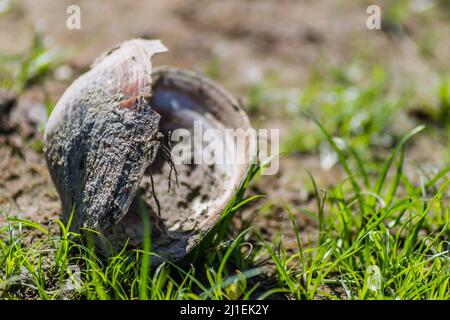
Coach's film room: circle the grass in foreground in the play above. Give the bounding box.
[0,122,449,300]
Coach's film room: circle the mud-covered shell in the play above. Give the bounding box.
[44,39,167,231]
[44,39,254,264]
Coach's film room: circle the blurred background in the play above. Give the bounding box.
[0,0,449,245]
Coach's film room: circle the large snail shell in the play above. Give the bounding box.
[45,39,253,262]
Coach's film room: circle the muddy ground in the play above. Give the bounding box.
[1,0,449,251]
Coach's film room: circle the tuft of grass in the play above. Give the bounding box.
[0,31,64,93]
[259,121,450,300]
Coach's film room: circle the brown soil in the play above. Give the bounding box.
[0,92,59,226]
